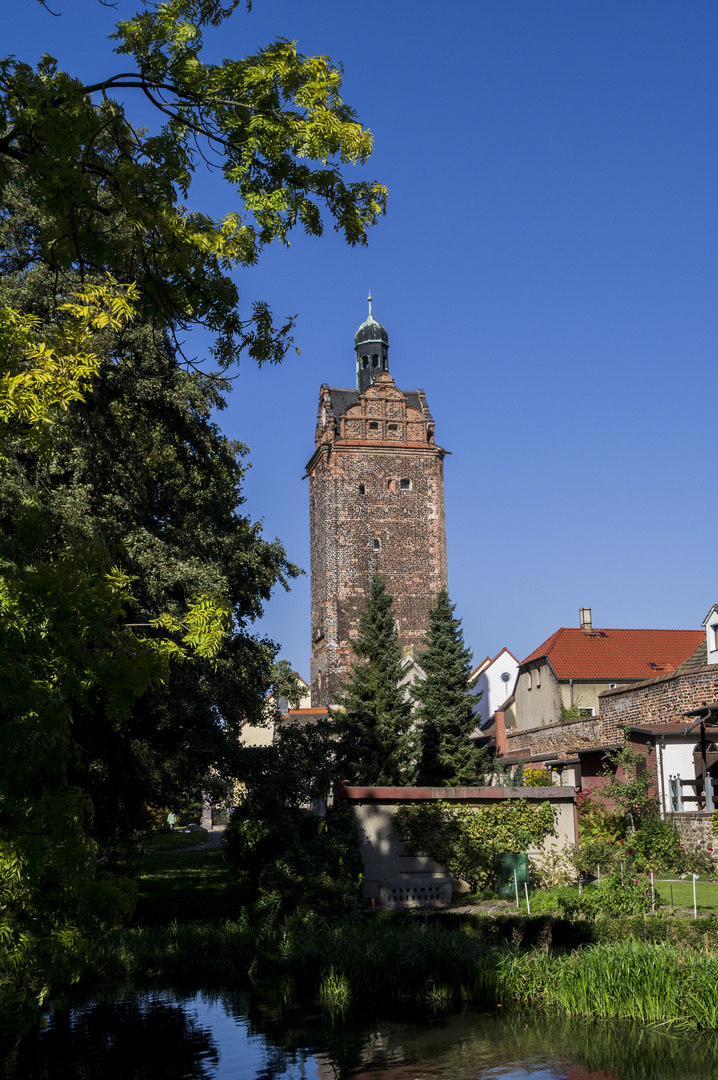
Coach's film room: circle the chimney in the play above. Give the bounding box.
[495,709,508,757]
[579,607,592,632]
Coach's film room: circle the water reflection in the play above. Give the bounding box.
[5,987,718,1080]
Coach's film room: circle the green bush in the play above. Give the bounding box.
[396,799,556,892]
[555,875,656,918]
[222,801,363,922]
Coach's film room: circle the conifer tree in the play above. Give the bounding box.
[332,575,413,786]
[413,590,485,786]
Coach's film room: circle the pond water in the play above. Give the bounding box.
[4,987,718,1080]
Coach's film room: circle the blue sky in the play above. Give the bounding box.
[3,0,717,678]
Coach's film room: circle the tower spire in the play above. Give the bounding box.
[354,295,389,392]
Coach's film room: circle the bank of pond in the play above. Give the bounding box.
[7,911,718,1047]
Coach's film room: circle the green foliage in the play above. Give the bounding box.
[0,0,386,1037]
[332,576,413,786]
[599,737,657,831]
[412,590,487,786]
[0,0,386,368]
[574,816,714,880]
[554,876,656,918]
[396,799,557,892]
[576,794,624,845]
[223,801,362,923]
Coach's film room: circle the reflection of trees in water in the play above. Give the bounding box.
[214,986,718,1080]
[5,994,219,1080]
[8,985,718,1080]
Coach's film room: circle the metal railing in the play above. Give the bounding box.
[668,775,716,812]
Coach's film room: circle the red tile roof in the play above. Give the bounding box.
[521,628,704,681]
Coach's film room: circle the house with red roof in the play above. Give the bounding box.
[514,607,703,733]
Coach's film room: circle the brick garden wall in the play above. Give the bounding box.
[505,716,605,758]
[600,667,718,740]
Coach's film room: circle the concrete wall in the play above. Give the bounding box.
[335,785,577,900]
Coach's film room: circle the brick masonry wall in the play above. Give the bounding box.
[672,812,718,865]
[308,374,447,707]
[506,716,605,757]
[600,667,718,741]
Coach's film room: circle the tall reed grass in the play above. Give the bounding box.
[74,917,718,1030]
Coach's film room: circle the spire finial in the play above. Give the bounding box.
[367,291,373,318]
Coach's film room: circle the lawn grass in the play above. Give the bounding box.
[147,829,208,852]
[134,848,236,924]
[653,876,718,913]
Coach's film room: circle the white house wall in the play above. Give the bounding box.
[471,651,519,725]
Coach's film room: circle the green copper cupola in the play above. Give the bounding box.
[354,292,389,392]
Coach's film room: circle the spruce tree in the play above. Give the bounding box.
[413,590,484,786]
[332,575,413,786]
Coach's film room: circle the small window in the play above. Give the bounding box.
[400,478,411,490]
[362,356,369,369]
[373,538,380,551]
[369,421,379,430]
[372,354,379,368]
[536,668,541,688]
[712,624,718,652]
[527,672,532,691]
[358,483,365,495]
[578,707,594,717]
[388,423,398,432]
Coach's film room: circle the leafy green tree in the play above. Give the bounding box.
[412,590,486,786]
[599,739,657,833]
[0,0,385,1032]
[0,0,387,366]
[332,575,413,786]
[0,209,298,843]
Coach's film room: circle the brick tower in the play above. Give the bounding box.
[305,297,448,707]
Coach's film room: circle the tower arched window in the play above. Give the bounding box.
[362,356,369,369]
[372,354,379,368]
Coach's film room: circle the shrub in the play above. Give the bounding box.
[556,875,656,918]
[396,799,556,892]
[222,801,363,922]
